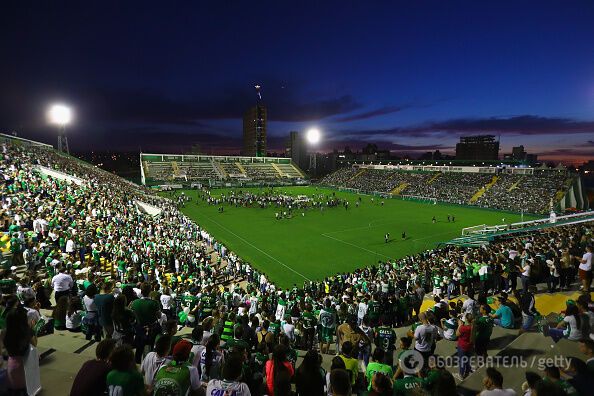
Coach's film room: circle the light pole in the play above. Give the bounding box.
[48,104,72,154]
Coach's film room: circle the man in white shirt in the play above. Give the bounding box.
[413,312,437,362]
[51,266,74,302]
[579,246,592,292]
[65,238,75,257]
[140,334,172,386]
[357,298,368,326]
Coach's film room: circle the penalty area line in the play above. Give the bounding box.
[203,216,311,282]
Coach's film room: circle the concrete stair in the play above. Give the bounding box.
[469,175,498,203]
[427,172,441,184]
[348,168,367,182]
[390,182,409,195]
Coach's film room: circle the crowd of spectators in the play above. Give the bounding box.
[0,141,591,395]
[321,167,570,214]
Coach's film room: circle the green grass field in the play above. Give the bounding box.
[171,186,540,288]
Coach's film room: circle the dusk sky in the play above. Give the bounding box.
[1,1,594,164]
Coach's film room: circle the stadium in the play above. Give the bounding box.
[2,3,594,396]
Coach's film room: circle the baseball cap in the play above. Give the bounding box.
[172,339,193,361]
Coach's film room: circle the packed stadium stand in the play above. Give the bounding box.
[321,165,588,214]
[0,134,593,395]
[140,153,305,186]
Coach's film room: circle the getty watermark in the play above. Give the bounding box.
[399,350,572,374]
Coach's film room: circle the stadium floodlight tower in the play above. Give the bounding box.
[48,104,72,154]
[306,127,321,174]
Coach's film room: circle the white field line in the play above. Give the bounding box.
[203,216,311,282]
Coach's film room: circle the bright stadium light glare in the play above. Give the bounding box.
[306,128,321,144]
[48,104,72,125]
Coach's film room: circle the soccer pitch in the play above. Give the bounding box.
[174,186,540,288]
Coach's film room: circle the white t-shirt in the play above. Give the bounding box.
[357,302,368,319]
[83,295,97,312]
[66,311,84,329]
[160,294,173,310]
[414,324,437,352]
[283,323,296,341]
[479,389,517,396]
[580,252,592,271]
[206,379,251,396]
[563,315,583,341]
[66,239,75,253]
[51,273,73,292]
[141,351,171,385]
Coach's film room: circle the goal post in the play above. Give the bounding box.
[462,224,487,236]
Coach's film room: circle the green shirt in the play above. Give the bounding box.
[375,326,397,352]
[365,362,393,390]
[106,369,144,396]
[474,315,494,341]
[153,362,192,396]
[130,297,160,326]
[393,375,423,396]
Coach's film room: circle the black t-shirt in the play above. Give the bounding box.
[70,359,111,396]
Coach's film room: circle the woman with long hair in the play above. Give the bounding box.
[111,294,136,345]
[200,333,223,381]
[3,306,37,394]
[52,294,69,330]
[545,303,585,342]
[265,344,294,396]
[295,350,325,396]
[82,283,101,341]
[66,295,84,332]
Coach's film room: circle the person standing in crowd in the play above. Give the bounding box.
[413,312,437,364]
[106,345,145,396]
[329,369,351,396]
[364,348,392,391]
[152,340,201,395]
[130,283,161,363]
[4,305,37,394]
[265,344,294,396]
[95,281,115,339]
[519,286,538,334]
[579,245,592,292]
[338,341,359,391]
[295,350,325,396]
[206,353,252,396]
[319,299,337,354]
[455,313,474,381]
[70,339,117,396]
[52,265,74,303]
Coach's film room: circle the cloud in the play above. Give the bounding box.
[334,105,410,122]
[341,115,594,139]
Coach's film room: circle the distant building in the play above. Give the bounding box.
[455,135,499,160]
[503,145,538,164]
[243,105,267,157]
[285,131,308,170]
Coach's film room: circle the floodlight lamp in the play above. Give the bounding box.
[48,104,72,125]
[306,128,321,144]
